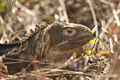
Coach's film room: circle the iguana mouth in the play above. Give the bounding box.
[69,32,92,42]
[54,35,92,50]
[71,36,92,43]
[52,32,92,51]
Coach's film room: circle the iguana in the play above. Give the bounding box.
[0,21,92,74]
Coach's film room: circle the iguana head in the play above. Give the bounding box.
[35,21,93,65]
[26,21,92,67]
[46,22,92,51]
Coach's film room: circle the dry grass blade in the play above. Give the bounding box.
[108,22,115,36]
[58,0,69,23]
[30,69,95,77]
[87,0,98,37]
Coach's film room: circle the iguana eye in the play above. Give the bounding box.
[63,28,76,36]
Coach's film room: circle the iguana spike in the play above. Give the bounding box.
[36,24,40,28]
[35,27,39,32]
[35,25,41,32]
[20,39,23,42]
[25,33,31,37]
[30,29,34,33]
[22,37,28,40]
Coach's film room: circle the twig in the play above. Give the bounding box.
[87,0,98,37]
[58,0,69,23]
[99,16,114,38]
[111,5,120,26]
[57,56,83,69]
[43,71,95,77]
[31,69,95,77]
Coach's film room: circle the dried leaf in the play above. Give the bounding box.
[97,50,112,55]
[10,35,12,43]
[108,22,115,36]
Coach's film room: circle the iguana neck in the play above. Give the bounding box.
[22,25,49,59]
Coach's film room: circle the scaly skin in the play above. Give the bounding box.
[0,21,92,74]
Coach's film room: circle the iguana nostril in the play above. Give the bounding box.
[82,27,87,31]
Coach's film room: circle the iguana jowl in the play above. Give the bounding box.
[0,21,92,74]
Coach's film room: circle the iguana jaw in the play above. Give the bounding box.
[50,32,92,51]
[45,32,92,66]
